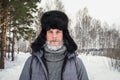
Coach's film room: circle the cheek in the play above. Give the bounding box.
[46,35,52,41]
[58,34,63,41]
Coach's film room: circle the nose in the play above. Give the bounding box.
[53,32,57,38]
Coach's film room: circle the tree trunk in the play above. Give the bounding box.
[0,43,4,69]
[11,31,15,61]
[0,23,5,69]
[7,24,11,59]
[0,16,7,68]
[0,32,4,69]
[0,1,4,69]
[3,25,7,57]
[0,1,9,68]
[8,38,10,59]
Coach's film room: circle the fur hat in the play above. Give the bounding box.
[31,10,77,53]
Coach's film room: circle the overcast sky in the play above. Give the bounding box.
[62,0,120,30]
[40,0,120,30]
[62,0,120,23]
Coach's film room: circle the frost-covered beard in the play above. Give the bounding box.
[45,41,64,51]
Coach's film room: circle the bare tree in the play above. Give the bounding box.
[44,0,65,11]
[75,8,92,50]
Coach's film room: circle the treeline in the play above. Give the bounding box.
[74,8,120,58]
[73,8,120,71]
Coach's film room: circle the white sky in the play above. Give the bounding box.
[40,0,120,30]
[62,0,120,30]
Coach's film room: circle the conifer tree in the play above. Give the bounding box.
[0,0,41,69]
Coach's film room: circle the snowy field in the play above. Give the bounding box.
[0,52,120,80]
[79,54,120,80]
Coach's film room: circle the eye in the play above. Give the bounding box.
[47,30,53,33]
[56,31,60,33]
[56,30,62,34]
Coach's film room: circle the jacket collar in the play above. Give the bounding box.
[32,50,78,59]
[66,51,78,59]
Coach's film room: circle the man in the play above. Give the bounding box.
[19,10,89,80]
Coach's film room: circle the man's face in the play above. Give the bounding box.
[46,29,63,46]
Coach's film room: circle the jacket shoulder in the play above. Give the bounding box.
[19,56,33,80]
[74,56,89,80]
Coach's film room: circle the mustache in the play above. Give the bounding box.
[50,40,59,42]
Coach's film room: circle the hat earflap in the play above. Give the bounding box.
[63,30,77,53]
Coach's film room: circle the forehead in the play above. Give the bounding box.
[47,29,62,31]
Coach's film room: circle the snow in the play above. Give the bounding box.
[79,54,120,80]
[0,52,120,80]
[0,52,30,80]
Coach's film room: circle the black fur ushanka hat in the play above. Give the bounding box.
[31,10,77,53]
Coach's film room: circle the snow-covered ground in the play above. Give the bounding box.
[0,52,30,80]
[0,52,120,80]
[79,54,120,80]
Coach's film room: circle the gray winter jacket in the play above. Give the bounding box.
[19,50,89,80]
